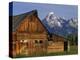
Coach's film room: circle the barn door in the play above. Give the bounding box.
[64,41,68,51]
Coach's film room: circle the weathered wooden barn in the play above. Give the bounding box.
[9,10,68,57]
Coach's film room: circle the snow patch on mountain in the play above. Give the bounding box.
[46,12,62,28]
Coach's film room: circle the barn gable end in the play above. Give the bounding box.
[12,10,49,34]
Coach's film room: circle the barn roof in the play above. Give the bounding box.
[10,10,49,33]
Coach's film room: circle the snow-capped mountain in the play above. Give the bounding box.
[46,12,63,28]
[42,12,78,36]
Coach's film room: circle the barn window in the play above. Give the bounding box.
[24,40,28,43]
[20,40,23,43]
[20,40,29,48]
[35,40,43,44]
[39,40,43,44]
[35,40,38,43]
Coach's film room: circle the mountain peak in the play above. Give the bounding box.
[45,11,62,28]
[46,12,55,21]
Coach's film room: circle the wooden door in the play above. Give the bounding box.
[64,41,68,51]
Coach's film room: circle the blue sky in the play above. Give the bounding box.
[10,1,78,20]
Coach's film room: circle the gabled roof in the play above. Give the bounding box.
[10,10,49,33]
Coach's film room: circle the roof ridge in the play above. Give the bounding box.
[13,9,37,17]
